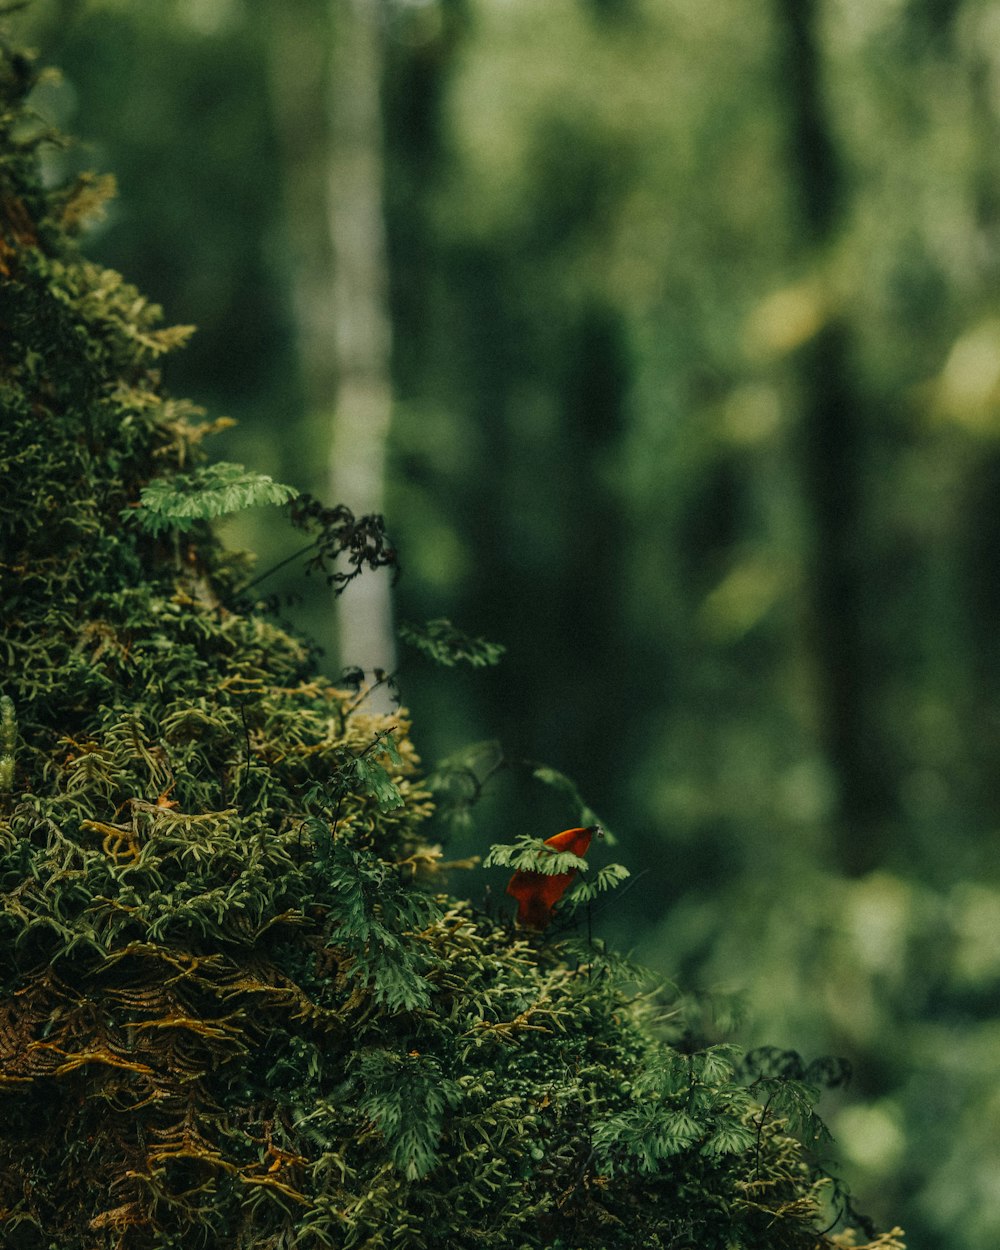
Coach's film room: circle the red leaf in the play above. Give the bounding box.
[506,826,598,929]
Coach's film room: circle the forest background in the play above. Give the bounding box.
[9,1,1000,1247]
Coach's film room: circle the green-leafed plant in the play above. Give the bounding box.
[0,37,903,1250]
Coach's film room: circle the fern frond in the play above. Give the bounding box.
[129,462,298,535]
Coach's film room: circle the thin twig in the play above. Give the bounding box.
[235,540,319,596]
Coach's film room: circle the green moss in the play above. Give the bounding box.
[0,40,903,1250]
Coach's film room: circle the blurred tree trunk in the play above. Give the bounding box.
[326,0,396,686]
[775,0,898,875]
[263,0,396,690]
[261,0,338,410]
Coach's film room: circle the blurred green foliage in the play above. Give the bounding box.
[10,0,1000,1245]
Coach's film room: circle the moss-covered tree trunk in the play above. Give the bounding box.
[0,34,902,1250]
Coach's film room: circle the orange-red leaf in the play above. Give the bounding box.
[506,826,598,929]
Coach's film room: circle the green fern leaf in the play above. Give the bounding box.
[399,618,506,668]
[128,462,298,535]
